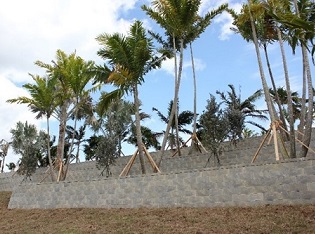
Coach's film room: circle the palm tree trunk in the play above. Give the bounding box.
[247,1,277,122]
[46,116,55,181]
[263,43,288,137]
[63,99,79,180]
[299,45,313,157]
[190,42,199,153]
[158,35,179,166]
[190,42,197,135]
[133,84,146,174]
[174,39,184,156]
[56,102,68,181]
[293,0,314,157]
[276,27,296,158]
[298,49,307,141]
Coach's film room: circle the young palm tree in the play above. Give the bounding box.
[7,74,57,180]
[269,87,302,123]
[153,100,194,150]
[216,84,268,142]
[96,20,164,174]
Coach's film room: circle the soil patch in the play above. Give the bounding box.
[1,192,315,233]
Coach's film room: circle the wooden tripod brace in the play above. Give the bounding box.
[172,133,208,157]
[120,145,161,177]
[252,120,315,163]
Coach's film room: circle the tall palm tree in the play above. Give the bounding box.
[7,74,57,180]
[262,0,296,157]
[229,1,289,136]
[142,0,223,161]
[34,50,96,181]
[96,20,164,174]
[291,0,314,157]
[267,0,315,157]
[187,4,228,147]
[153,100,194,150]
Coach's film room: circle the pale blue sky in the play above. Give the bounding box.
[0,0,313,167]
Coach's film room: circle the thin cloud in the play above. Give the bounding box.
[0,0,140,169]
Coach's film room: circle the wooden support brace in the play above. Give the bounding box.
[119,149,138,177]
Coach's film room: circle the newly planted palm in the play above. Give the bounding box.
[96,20,163,174]
[153,100,194,150]
[216,84,268,142]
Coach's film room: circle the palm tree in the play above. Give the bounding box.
[34,50,96,181]
[152,100,194,150]
[269,87,302,123]
[187,4,228,151]
[229,1,289,136]
[142,0,223,161]
[289,0,314,157]
[96,20,164,174]
[216,84,268,142]
[7,74,57,180]
[261,0,296,157]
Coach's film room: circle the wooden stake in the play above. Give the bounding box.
[172,133,207,157]
[119,149,138,177]
[272,122,280,161]
[252,128,271,163]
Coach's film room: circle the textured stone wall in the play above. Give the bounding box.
[1,132,315,192]
[8,157,315,209]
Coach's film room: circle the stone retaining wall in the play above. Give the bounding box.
[0,133,298,192]
[8,157,315,209]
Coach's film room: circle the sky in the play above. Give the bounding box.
[0,0,313,170]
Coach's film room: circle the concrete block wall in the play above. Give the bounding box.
[1,132,315,192]
[8,157,315,209]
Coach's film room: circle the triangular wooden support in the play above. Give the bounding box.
[252,120,315,163]
[120,145,161,177]
[172,133,208,157]
[252,121,288,163]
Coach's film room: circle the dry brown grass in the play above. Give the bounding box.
[1,192,315,233]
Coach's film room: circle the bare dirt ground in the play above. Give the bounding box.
[1,192,315,233]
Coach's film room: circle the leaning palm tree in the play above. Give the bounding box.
[7,74,57,180]
[152,100,194,150]
[96,20,164,174]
